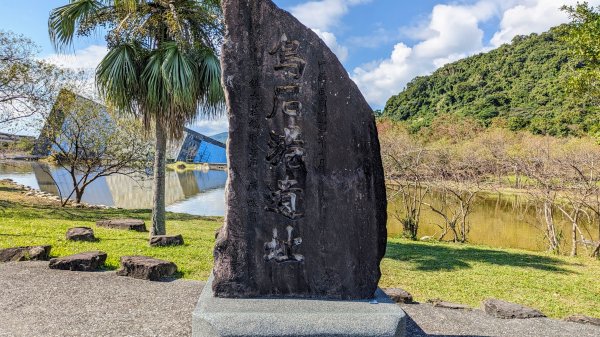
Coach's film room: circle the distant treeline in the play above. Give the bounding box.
[382,25,600,137]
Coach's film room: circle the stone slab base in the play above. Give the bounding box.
[192,275,406,337]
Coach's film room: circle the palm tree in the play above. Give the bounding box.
[49,0,225,236]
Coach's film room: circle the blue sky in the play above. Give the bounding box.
[0,0,595,135]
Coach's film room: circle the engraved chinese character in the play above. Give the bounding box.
[283,101,302,117]
[264,226,304,263]
[284,124,301,144]
[270,34,306,78]
[266,131,304,166]
[284,145,305,170]
[268,86,300,118]
[265,176,303,220]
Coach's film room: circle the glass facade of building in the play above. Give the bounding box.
[176,128,227,164]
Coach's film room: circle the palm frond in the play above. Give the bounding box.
[48,0,104,51]
[196,49,225,116]
[161,42,198,112]
[96,43,141,114]
[140,49,167,116]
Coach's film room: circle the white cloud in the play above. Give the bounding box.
[44,45,108,70]
[352,43,414,106]
[290,0,371,31]
[188,115,229,137]
[42,45,109,100]
[351,0,600,107]
[290,0,370,62]
[412,4,488,60]
[491,0,600,47]
[352,2,492,106]
[312,29,348,62]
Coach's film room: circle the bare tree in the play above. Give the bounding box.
[39,90,152,206]
[516,136,564,253]
[0,31,65,130]
[380,125,430,240]
[585,189,600,258]
[423,143,482,243]
[376,119,600,254]
[555,138,600,256]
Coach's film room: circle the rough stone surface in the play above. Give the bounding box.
[0,246,51,262]
[214,0,387,300]
[96,219,147,232]
[48,251,107,271]
[117,256,177,281]
[483,299,546,319]
[427,298,473,310]
[149,235,184,247]
[193,275,405,337]
[564,314,600,326]
[384,288,414,304]
[66,227,96,242]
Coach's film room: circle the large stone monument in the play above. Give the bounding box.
[214,0,387,300]
[194,0,405,335]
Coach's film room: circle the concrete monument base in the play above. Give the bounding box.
[192,275,406,337]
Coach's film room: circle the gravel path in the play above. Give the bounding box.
[1,261,598,337]
[400,303,599,337]
[0,262,203,337]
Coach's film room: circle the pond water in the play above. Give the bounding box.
[387,190,600,253]
[2,160,598,253]
[0,161,226,216]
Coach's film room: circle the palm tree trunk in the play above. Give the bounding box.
[151,118,167,236]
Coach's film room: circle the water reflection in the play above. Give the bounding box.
[3,160,599,253]
[388,190,600,253]
[0,161,226,216]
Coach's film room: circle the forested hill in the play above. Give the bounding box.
[382,25,600,137]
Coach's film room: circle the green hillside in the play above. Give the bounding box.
[383,25,600,137]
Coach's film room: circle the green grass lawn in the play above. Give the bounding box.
[1,180,599,319]
[0,195,221,280]
[381,238,600,318]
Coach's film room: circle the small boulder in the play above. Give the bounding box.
[48,251,107,271]
[149,235,184,247]
[96,219,147,232]
[116,256,177,281]
[483,299,545,319]
[383,288,414,304]
[564,315,600,326]
[66,227,96,242]
[0,246,51,262]
[427,298,472,310]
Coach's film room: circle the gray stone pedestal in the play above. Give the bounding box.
[192,276,406,337]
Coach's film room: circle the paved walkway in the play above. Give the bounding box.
[400,303,599,337]
[0,262,202,337]
[1,262,598,337]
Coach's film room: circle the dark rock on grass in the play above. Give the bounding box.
[48,251,107,271]
[0,246,51,262]
[96,219,147,232]
[483,299,545,319]
[66,227,96,242]
[427,298,472,310]
[149,235,184,247]
[384,288,414,303]
[116,256,177,281]
[565,314,600,326]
